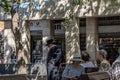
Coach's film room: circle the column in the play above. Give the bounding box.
[20,20,31,64]
[65,18,80,63]
[86,17,98,62]
[42,20,51,64]
[23,20,31,63]
[4,21,16,63]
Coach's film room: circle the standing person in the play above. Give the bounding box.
[96,50,111,72]
[62,53,85,80]
[111,47,120,80]
[46,39,61,80]
[11,51,17,64]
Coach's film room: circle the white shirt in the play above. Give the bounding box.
[81,61,95,68]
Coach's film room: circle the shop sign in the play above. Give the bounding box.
[30,21,43,30]
[0,21,4,31]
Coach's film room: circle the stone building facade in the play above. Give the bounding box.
[0,0,120,63]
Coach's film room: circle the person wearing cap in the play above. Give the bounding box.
[46,39,62,80]
[96,49,110,72]
[62,53,85,80]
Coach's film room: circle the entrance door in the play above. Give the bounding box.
[30,31,42,63]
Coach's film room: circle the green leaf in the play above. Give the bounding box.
[0,0,11,13]
[110,0,116,4]
[71,0,84,5]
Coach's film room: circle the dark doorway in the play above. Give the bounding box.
[30,31,42,63]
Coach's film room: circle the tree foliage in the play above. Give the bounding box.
[0,0,11,13]
[71,0,84,5]
[110,0,117,3]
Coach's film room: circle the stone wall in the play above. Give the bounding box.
[29,0,120,20]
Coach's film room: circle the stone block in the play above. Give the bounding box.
[0,74,28,80]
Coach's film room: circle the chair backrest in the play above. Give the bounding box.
[85,67,99,73]
[79,71,110,80]
[0,74,28,80]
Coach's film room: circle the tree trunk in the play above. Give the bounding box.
[11,1,30,74]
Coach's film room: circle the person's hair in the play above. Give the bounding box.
[98,50,107,59]
[82,51,90,62]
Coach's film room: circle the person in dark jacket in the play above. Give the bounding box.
[46,39,61,80]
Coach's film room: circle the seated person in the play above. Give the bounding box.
[62,53,85,80]
[81,51,95,68]
[96,50,111,72]
[81,51,97,73]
